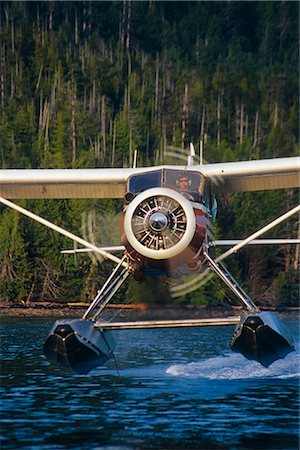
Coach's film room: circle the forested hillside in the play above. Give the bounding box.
[0,1,298,306]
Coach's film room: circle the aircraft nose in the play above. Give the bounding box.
[148,211,168,232]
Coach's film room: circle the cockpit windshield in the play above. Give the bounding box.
[128,171,162,194]
[128,169,203,198]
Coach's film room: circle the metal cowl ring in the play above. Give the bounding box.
[123,187,196,260]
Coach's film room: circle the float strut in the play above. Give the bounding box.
[83,256,130,321]
[203,251,257,312]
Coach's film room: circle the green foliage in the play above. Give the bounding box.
[271,270,299,307]
[0,207,33,302]
[127,277,171,305]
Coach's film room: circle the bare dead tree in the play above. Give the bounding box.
[101,95,106,159]
[182,83,188,149]
[112,118,116,167]
[217,92,221,146]
[155,55,159,117]
[74,7,78,45]
[39,259,61,302]
[294,219,300,270]
[239,102,244,145]
[246,249,270,305]
[0,43,5,110]
[253,111,259,149]
[70,76,77,167]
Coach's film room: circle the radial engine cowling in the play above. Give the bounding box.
[123,188,197,266]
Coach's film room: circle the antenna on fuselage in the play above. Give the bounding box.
[187,143,195,166]
[133,149,138,168]
[200,139,203,166]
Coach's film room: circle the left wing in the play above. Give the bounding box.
[0,156,299,199]
[0,168,134,199]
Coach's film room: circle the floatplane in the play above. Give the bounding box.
[0,144,299,374]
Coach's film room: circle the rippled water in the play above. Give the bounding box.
[0,315,299,449]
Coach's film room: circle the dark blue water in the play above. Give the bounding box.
[0,315,299,450]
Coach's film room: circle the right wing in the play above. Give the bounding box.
[199,156,300,192]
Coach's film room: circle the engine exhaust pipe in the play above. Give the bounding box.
[43,319,116,374]
[230,311,294,367]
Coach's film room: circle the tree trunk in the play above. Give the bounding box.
[11,18,14,54]
[182,83,188,149]
[200,106,206,139]
[126,0,131,50]
[239,102,244,144]
[50,70,57,110]
[155,55,159,117]
[217,93,221,146]
[293,219,300,270]
[48,1,53,31]
[273,102,278,128]
[112,119,116,167]
[44,106,50,162]
[253,111,259,149]
[162,121,167,162]
[0,45,5,109]
[101,95,106,158]
[129,128,133,167]
[71,79,77,168]
[35,64,43,92]
[36,6,41,38]
[235,103,241,143]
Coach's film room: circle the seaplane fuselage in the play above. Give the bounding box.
[122,168,214,278]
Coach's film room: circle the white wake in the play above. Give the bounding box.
[166,345,299,380]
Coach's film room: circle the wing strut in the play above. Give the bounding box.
[211,239,300,246]
[0,197,128,268]
[216,204,300,263]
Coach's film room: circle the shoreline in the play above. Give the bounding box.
[1,304,299,320]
